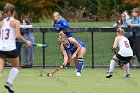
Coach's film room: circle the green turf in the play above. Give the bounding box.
[32,22,114,27]
[0,68,140,93]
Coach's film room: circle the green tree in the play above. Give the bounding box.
[0,0,64,22]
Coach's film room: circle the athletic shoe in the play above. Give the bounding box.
[106,72,113,78]
[124,74,130,78]
[4,82,14,93]
[76,72,81,76]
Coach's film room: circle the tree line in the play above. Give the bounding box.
[0,0,139,22]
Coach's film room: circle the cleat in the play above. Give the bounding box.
[124,74,130,78]
[4,82,14,93]
[106,72,113,78]
[76,72,81,76]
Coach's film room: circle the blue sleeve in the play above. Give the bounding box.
[59,19,70,28]
[132,24,140,27]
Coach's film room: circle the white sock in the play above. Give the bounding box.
[109,60,116,73]
[0,73,1,78]
[124,63,129,75]
[7,68,19,84]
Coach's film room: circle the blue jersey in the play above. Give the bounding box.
[63,39,86,55]
[53,18,72,38]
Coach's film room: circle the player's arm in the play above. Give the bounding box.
[0,21,3,28]
[60,43,68,65]
[15,20,31,46]
[112,37,119,51]
[69,38,82,58]
[59,19,70,28]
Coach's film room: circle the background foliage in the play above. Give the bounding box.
[0,0,140,22]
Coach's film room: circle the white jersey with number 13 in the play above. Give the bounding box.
[0,17,16,51]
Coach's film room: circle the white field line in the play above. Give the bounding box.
[96,83,120,86]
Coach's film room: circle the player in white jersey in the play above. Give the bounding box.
[0,3,31,93]
[106,28,133,78]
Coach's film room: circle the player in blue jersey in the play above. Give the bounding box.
[59,32,86,76]
[52,12,72,68]
[52,12,72,38]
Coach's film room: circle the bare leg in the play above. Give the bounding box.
[0,58,5,77]
[73,57,78,69]
[78,47,86,58]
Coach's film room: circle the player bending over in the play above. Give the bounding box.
[106,28,133,78]
[0,3,31,93]
[59,32,86,76]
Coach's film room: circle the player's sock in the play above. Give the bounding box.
[109,60,116,73]
[0,73,1,78]
[7,68,19,84]
[77,58,83,73]
[124,63,129,75]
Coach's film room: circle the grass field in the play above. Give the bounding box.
[0,68,140,93]
[2,22,139,93]
[32,22,114,27]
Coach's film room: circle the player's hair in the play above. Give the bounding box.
[132,8,140,15]
[117,28,124,35]
[58,31,67,41]
[4,3,16,17]
[0,11,4,20]
[117,13,126,25]
[53,12,63,19]
[23,17,31,25]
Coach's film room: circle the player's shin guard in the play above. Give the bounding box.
[109,60,116,73]
[77,58,83,73]
[7,68,19,84]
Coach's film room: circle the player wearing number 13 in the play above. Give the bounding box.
[106,28,133,78]
[0,3,31,93]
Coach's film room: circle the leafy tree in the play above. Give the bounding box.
[0,0,140,22]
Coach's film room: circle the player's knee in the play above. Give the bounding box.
[78,54,84,58]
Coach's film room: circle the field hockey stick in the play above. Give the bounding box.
[113,50,124,70]
[16,40,47,48]
[47,58,73,77]
[31,42,47,48]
